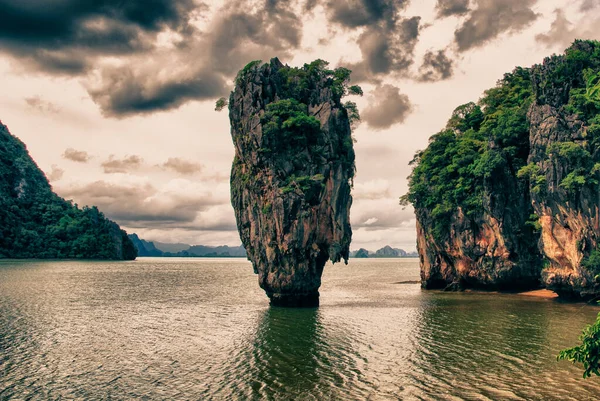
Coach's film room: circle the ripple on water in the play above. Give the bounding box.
[1,258,599,400]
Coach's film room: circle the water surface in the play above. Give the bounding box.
[1,258,599,400]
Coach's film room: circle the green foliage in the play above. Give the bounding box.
[236,60,263,84]
[344,101,361,129]
[558,312,600,378]
[215,97,228,112]
[403,68,533,241]
[275,59,361,121]
[261,99,321,153]
[582,248,600,277]
[517,163,547,194]
[547,141,597,193]
[348,85,364,96]
[525,213,542,232]
[0,126,136,260]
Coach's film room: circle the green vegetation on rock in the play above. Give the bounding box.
[401,67,533,241]
[0,123,136,260]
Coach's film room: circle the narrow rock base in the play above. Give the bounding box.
[268,292,320,308]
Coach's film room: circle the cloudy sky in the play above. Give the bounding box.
[0,0,598,251]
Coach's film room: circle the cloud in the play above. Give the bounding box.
[101,155,143,173]
[536,8,600,48]
[86,66,226,117]
[361,84,413,129]
[343,15,421,82]
[325,0,409,29]
[0,0,198,75]
[47,165,64,182]
[454,0,539,52]
[1,0,425,118]
[25,96,61,114]
[418,49,454,82]
[436,0,470,17]
[58,179,228,229]
[352,201,415,230]
[580,0,600,11]
[83,0,305,116]
[353,179,391,200]
[62,148,91,163]
[162,157,203,175]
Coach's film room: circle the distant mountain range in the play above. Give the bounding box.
[350,245,418,258]
[130,234,415,259]
[128,234,247,258]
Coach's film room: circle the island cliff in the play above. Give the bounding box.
[404,40,600,299]
[228,58,357,306]
[0,122,136,260]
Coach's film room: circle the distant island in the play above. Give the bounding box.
[350,246,418,258]
[130,235,417,260]
[128,234,246,258]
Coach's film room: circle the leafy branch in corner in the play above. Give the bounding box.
[558,311,600,378]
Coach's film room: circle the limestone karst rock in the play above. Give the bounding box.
[229,58,355,306]
[406,40,600,299]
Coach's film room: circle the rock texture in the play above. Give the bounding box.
[416,188,541,291]
[528,44,600,299]
[229,58,354,307]
[412,40,600,299]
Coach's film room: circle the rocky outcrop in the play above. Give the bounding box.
[528,42,600,299]
[410,40,600,299]
[229,58,355,307]
[416,188,541,291]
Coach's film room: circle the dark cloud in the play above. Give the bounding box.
[162,158,203,175]
[326,0,409,28]
[2,0,424,117]
[454,0,539,52]
[361,84,413,130]
[47,165,64,182]
[0,0,198,75]
[343,16,421,82]
[62,148,91,163]
[87,67,226,117]
[581,0,600,11]
[25,96,61,114]
[418,50,454,82]
[59,180,224,228]
[85,0,304,116]
[436,0,470,17]
[101,155,143,174]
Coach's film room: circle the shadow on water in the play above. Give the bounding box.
[219,307,370,400]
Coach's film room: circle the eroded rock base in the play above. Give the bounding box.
[268,292,320,308]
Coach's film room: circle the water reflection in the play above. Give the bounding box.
[2,259,600,400]
[411,293,600,400]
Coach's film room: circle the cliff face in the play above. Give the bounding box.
[528,42,600,298]
[0,121,136,260]
[229,58,355,306]
[416,183,540,291]
[408,40,600,299]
